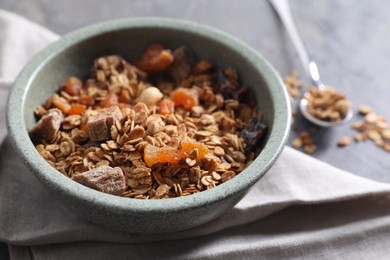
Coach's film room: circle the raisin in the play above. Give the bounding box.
[214,69,237,99]
[241,113,267,153]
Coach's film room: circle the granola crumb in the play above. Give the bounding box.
[350,111,390,152]
[303,144,317,154]
[358,105,372,115]
[337,136,351,147]
[306,86,352,122]
[284,71,303,101]
[291,137,302,149]
[291,131,316,154]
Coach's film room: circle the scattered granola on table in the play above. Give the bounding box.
[283,71,317,154]
[337,136,351,147]
[291,131,316,154]
[284,70,303,102]
[283,71,303,127]
[351,108,390,152]
[284,71,389,154]
[29,43,268,199]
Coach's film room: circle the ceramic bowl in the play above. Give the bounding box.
[7,18,290,233]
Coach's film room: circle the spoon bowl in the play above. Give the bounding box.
[300,61,354,127]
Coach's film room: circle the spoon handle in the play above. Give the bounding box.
[268,0,324,88]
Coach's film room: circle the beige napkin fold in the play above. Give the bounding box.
[2,9,390,259]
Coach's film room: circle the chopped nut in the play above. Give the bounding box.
[138,87,163,108]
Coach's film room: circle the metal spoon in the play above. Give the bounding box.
[268,0,353,127]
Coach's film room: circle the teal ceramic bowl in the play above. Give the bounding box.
[7,18,290,233]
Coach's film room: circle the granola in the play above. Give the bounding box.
[30,44,268,199]
[306,86,351,122]
[284,72,389,153]
[291,131,317,154]
[351,107,390,151]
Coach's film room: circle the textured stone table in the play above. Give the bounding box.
[1,0,389,258]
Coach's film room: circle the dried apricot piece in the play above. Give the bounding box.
[67,104,86,115]
[143,144,159,167]
[157,146,182,164]
[135,43,174,73]
[52,97,71,113]
[143,144,181,167]
[63,77,83,96]
[180,141,209,160]
[158,99,175,115]
[170,87,199,110]
[143,141,209,167]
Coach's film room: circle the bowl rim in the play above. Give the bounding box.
[7,17,291,213]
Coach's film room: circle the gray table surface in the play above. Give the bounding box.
[1,0,389,258]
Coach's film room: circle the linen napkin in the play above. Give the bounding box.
[2,9,390,259]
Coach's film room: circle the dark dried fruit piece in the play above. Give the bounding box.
[87,106,123,141]
[214,69,237,99]
[234,86,257,107]
[72,166,126,195]
[168,46,196,82]
[29,108,64,143]
[63,76,83,96]
[241,113,267,153]
[135,43,174,73]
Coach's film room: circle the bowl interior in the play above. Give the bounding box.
[9,18,290,215]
